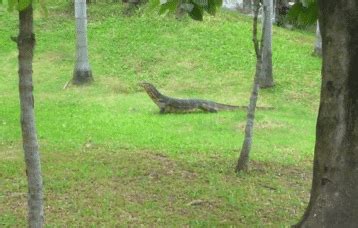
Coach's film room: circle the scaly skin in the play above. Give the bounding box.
[138,82,248,113]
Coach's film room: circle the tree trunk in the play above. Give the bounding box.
[259,0,274,88]
[242,0,252,14]
[236,0,263,172]
[73,0,93,85]
[274,0,288,26]
[271,0,276,24]
[313,21,322,57]
[17,2,44,227]
[294,0,358,226]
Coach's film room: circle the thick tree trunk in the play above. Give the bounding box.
[236,0,262,172]
[259,0,274,88]
[295,0,358,226]
[73,0,93,85]
[17,3,44,227]
[313,21,322,57]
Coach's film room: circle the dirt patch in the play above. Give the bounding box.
[0,143,22,161]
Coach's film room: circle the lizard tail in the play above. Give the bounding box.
[213,102,248,110]
[212,102,274,111]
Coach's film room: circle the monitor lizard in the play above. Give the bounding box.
[139,82,270,113]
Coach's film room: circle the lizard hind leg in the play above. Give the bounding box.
[159,108,166,114]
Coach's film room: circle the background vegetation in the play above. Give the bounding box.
[0,1,321,226]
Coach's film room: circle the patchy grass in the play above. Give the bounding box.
[1,146,311,226]
[0,1,320,226]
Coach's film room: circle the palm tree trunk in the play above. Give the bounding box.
[313,21,322,56]
[274,0,288,26]
[242,0,252,13]
[271,0,276,23]
[73,0,93,85]
[17,2,44,227]
[259,0,274,88]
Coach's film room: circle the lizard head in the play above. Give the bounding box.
[138,82,162,100]
[138,82,154,90]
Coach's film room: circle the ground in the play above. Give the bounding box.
[0,1,320,226]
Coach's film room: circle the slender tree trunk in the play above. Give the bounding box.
[294,0,358,226]
[313,21,322,57]
[16,2,44,227]
[236,0,263,172]
[72,0,93,85]
[259,0,274,88]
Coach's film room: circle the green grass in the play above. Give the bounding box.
[0,1,320,226]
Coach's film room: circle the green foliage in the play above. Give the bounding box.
[187,2,203,20]
[0,2,321,226]
[158,0,177,15]
[199,0,221,15]
[5,0,32,11]
[1,0,47,15]
[287,1,318,27]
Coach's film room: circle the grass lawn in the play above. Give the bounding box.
[0,1,321,226]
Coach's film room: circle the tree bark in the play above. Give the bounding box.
[73,0,93,85]
[313,21,322,57]
[274,0,288,26]
[242,0,252,14]
[271,0,276,24]
[295,0,358,226]
[236,0,263,172]
[17,2,44,227]
[259,0,274,88]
